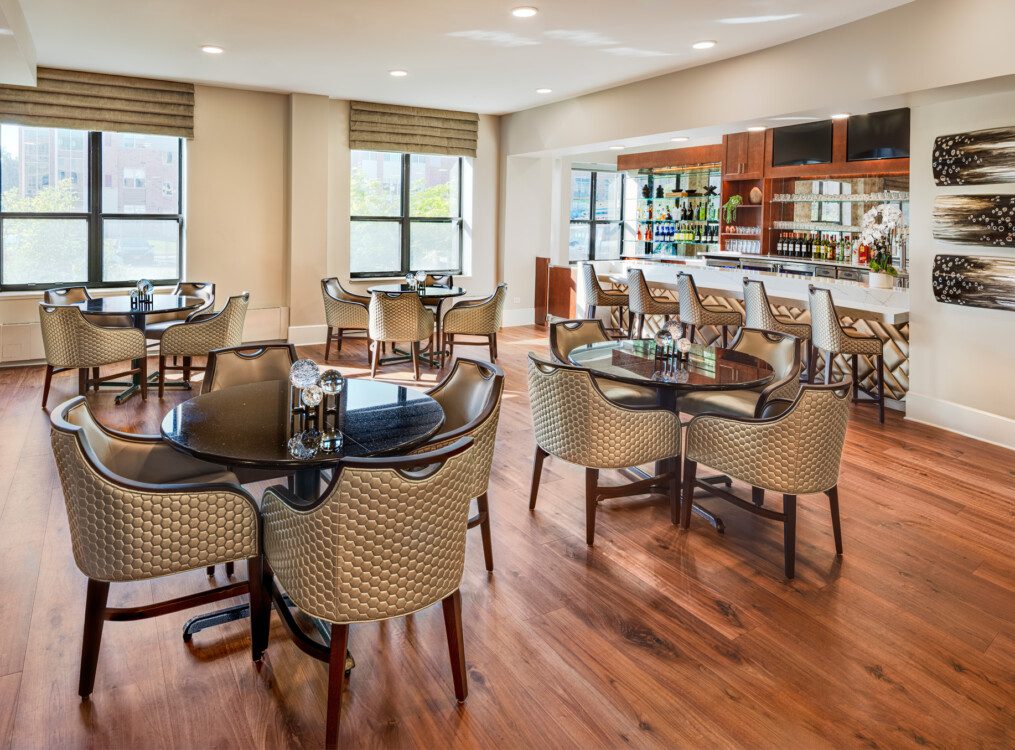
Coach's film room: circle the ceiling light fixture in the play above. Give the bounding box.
[201,45,224,54]
[830,112,850,120]
[608,145,625,151]
[536,87,552,94]
[512,6,538,17]
[0,27,14,36]
[718,14,801,25]
[670,136,690,143]
[389,69,408,77]
[747,126,766,132]
[692,40,716,50]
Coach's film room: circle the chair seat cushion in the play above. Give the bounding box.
[679,389,761,419]
[177,469,240,485]
[595,378,658,407]
[840,329,884,355]
[144,319,181,340]
[772,318,811,339]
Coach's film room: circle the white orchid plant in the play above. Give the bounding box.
[859,203,905,276]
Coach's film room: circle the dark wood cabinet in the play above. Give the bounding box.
[723,131,765,179]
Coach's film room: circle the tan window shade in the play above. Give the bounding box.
[0,68,194,138]
[350,101,478,157]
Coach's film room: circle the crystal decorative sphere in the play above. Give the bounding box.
[287,430,321,460]
[300,384,324,408]
[319,369,345,395]
[654,328,673,348]
[405,272,416,286]
[664,318,681,335]
[321,429,344,453]
[676,337,692,354]
[414,270,428,284]
[136,279,153,295]
[289,358,320,389]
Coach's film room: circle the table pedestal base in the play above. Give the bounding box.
[620,466,727,533]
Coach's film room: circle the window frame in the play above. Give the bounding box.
[349,152,463,279]
[0,129,184,292]
[569,168,625,263]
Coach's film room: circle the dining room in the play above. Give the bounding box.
[1,1,1014,748]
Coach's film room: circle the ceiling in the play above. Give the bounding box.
[11,0,912,114]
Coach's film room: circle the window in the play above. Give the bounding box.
[350,150,463,277]
[0,125,183,289]
[569,168,623,261]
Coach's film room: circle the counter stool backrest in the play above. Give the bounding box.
[677,273,707,324]
[743,277,781,331]
[808,285,848,352]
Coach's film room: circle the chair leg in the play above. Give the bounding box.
[248,556,270,662]
[668,456,682,526]
[529,446,547,510]
[680,458,697,528]
[447,334,454,361]
[441,590,468,702]
[826,485,843,555]
[807,343,817,384]
[491,333,498,362]
[42,364,55,408]
[139,356,148,401]
[92,367,100,392]
[324,326,333,361]
[158,356,167,398]
[876,354,885,424]
[476,492,494,572]
[182,356,192,384]
[823,351,833,385]
[688,325,696,344]
[325,623,350,750]
[336,328,344,353]
[224,561,234,577]
[588,304,597,320]
[752,486,765,507]
[585,468,600,545]
[783,494,797,579]
[206,566,215,576]
[721,326,728,348]
[411,342,421,380]
[370,341,381,378]
[79,578,110,698]
[365,337,372,365]
[850,354,860,402]
[78,368,88,396]
[637,314,645,340]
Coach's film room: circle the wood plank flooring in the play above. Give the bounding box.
[0,325,1012,749]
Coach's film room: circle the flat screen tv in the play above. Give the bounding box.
[847,107,910,161]
[772,121,833,166]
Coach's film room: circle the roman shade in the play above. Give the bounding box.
[350,101,478,157]
[0,68,194,138]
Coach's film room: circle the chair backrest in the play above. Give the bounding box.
[260,437,480,623]
[677,273,708,325]
[368,291,432,342]
[159,292,249,356]
[44,286,91,305]
[578,262,604,304]
[808,285,848,352]
[425,274,454,289]
[203,344,298,394]
[322,277,367,303]
[626,268,655,315]
[176,281,216,312]
[549,318,610,363]
[742,277,780,331]
[39,303,142,368]
[730,328,801,402]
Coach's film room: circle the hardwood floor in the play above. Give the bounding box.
[1,325,1013,748]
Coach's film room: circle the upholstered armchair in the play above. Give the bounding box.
[681,381,850,578]
[808,285,885,423]
[368,291,435,380]
[321,277,370,362]
[49,396,265,697]
[677,272,742,347]
[527,354,682,543]
[548,319,657,407]
[39,304,148,407]
[203,343,297,394]
[256,437,481,749]
[158,292,249,397]
[144,282,216,341]
[627,268,679,338]
[414,358,504,570]
[441,283,507,363]
[579,262,627,335]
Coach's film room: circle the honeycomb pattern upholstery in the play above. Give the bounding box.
[743,278,811,340]
[527,354,679,470]
[203,344,297,394]
[322,277,370,330]
[39,304,146,369]
[580,263,628,307]
[685,382,849,495]
[677,273,743,329]
[628,268,679,316]
[442,283,506,336]
[809,286,883,357]
[49,397,259,583]
[369,292,435,343]
[160,293,249,358]
[260,438,480,623]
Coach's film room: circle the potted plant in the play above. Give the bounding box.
[722,194,742,224]
[860,203,904,289]
[867,241,898,289]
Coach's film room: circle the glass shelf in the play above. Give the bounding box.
[624,239,718,246]
[639,194,720,201]
[635,219,718,224]
[771,193,909,204]
[772,221,861,232]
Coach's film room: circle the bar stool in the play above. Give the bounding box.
[579,262,627,337]
[677,272,742,347]
[627,268,679,338]
[742,276,811,371]
[808,285,885,423]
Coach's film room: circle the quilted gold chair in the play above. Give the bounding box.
[548,319,657,407]
[49,396,266,697]
[39,304,148,407]
[527,354,681,543]
[321,277,370,362]
[158,292,249,397]
[368,291,435,380]
[415,358,504,570]
[579,262,627,336]
[627,268,679,339]
[681,381,850,578]
[203,343,298,394]
[143,282,216,341]
[255,437,481,750]
[808,285,885,423]
[44,286,132,327]
[677,272,742,347]
[743,277,811,367]
[442,283,507,363]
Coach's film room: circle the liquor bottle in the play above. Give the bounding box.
[637,225,643,242]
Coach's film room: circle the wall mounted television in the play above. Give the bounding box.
[772,121,833,166]
[847,107,910,161]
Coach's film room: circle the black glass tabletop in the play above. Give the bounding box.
[368,284,466,298]
[161,379,445,470]
[75,294,204,315]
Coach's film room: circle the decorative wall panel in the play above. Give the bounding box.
[932,254,1015,312]
[932,195,1015,248]
[932,126,1015,186]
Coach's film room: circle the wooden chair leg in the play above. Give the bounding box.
[826,485,843,555]
[206,566,215,576]
[411,342,421,380]
[248,556,270,662]
[876,354,885,424]
[783,494,797,579]
[529,446,547,510]
[79,578,110,697]
[182,356,192,384]
[441,590,468,702]
[850,354,860,402]
[721,326,728,348]
[688,325,696,344]
[42,364,55,408]
[92,367,100,392]
[680,458,697,528]
[324,326,333,361]
[823,351,833,385]
[447,334,454,361]
[588,304,597,320]
[476,492,494,571]
[325,623,350,750]
[585,467,600,545]
[224,561,234,577]
[807,343,817,383]
[78,368,88,396]
[491,333,498,362]
[336,328,344,353]
[139,356,148,401]
[370,341,381,378]
[158,356,167,398]
[637,314,645,340]
[668,456,682,525]
[752,487,765,507]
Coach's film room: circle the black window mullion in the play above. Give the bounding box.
[400,153,410,274]
[87,131,102,283]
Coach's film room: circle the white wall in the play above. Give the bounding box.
[907,88,1015,448]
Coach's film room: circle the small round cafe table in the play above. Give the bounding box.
[568,338,776,532]
[367,284,467,367]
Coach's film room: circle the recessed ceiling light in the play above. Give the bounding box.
[0,27,14,36]
[536,87,552,94]
[512,6,538,17]
[692,40,716,50]
[747,126,766,132]
[718,14,801,24]
[830,112,850,120]
[608,145,625,151]
[389,69,408,77]
[201,45,224,55]
[671,136,690,143]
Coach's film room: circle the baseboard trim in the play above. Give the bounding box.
[503,307,536,327]
[287,324,329,346]
[906,391,1015,451]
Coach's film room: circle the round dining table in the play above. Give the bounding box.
[367,284,467,367]
[568,338,776,532]
[74,294,205,403]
